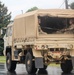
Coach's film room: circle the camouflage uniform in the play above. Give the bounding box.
[64,24,74,34]
[56,24,74,34]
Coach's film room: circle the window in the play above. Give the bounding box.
[10,26,12,36]
[6,28,9,37]
[6,26,12,37]
[38,16,74,34]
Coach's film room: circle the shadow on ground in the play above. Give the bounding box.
[6,70,74,75]
[6,70,48,75]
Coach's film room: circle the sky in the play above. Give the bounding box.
[0,0,74,20]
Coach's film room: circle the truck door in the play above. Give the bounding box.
[6,26,13,47]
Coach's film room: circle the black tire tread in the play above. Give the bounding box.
[25,52,37,74]
[61,56,73,73]
[6,53,16,71]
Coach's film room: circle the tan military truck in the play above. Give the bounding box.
[4,9,74,74]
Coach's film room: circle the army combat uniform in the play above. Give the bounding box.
[56,24,74,34]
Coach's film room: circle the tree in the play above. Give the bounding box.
[0,1,11,55]
[26,7,38,12]
[70,2,74,9]
[0,1,11,29]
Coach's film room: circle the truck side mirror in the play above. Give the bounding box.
[1,29,3,35]
[0,29,3,35]
[0,27,7,35]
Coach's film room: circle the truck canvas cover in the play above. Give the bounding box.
[13,9,74,40]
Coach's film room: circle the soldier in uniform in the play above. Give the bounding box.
[56,18,74,34]
[64,18,74,34]
[38,18,47,34]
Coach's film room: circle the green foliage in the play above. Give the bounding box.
[70,2,74,9]
[0,1,11,55]
[0,1,11,28]
[26,6,38,12]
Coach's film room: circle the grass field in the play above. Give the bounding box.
[0,56,60,67]
[0,56,6,63]
[50,63,60,67]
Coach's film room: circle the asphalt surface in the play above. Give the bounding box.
[0,64,74,75]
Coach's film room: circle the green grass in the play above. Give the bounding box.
[0,56,60,67]
[50,63,60,67]
[0,56,6,64]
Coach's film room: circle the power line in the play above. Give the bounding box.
[68,0,69,1]
[59,1,65,8]
[65,0,68,9]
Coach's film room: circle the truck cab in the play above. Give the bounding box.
[4,23,13,56]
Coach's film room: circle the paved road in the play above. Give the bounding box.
[0,64,74,75]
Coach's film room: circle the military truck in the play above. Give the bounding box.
[4,9,74,74]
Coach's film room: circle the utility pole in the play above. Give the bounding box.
[65,0,68,9]
[21,10,23,14]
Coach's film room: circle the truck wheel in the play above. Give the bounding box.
[6,52,16,71]
[61,58,73,73]
[25,52,37,74]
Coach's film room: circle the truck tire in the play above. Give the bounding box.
[61,58,73,73]
[6,52,16,71]
[25,52,37,74]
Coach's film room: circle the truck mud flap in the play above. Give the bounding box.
[35,57,43,68]
[72,57,74,67]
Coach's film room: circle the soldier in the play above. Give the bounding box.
[38,18,47,34]
[56,18,74,34]
[64,18,74,34]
